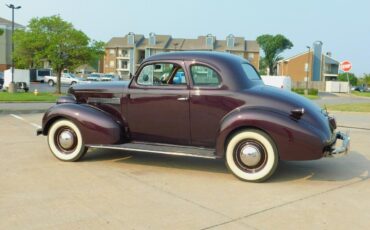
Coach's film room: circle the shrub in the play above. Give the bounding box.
[292,88,318,95]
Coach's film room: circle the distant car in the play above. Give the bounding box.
[45,73,83,86]
[351,86,367,92]
[86,73,102,81]
[101,74,119,81]
[37,51,350,182]
[0,72,3,89]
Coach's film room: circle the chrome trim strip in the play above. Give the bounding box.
[87,145,217,159]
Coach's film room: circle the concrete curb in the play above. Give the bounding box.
[0,109,47,115]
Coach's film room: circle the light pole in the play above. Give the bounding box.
[6,3,21,93]
[305,46,311,96]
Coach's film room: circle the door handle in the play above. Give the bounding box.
[177,97,189,101]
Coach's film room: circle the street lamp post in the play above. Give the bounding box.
[6,3,21,93]
[305,46,311,96]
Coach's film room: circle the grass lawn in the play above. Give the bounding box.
[325,103,370,112]
[351,91,370,97]
[0,92,62,102]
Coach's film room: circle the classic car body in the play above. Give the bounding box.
[37,51,350,182]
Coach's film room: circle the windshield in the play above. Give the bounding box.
[241,63,261,81]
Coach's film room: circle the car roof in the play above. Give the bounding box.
[143,51,248,65]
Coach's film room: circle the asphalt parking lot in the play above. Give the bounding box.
[1,112,370,229]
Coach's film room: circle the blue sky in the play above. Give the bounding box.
[1,0,369,76]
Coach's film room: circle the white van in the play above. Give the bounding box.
[261,75,292,91]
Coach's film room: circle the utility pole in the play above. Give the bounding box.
[305,46,311,96]
[6,4,21,93]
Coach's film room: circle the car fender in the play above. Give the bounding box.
[41,103,122,145]
[215,106,327,160]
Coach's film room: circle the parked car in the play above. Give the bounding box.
[45,73,82,86]
[37,52,350,182]
[0,72,3,89]
[351,86,367,92]
[101,74,120,81]
[86,73,102,81]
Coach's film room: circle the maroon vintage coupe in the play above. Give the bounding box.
[37,52,350,182]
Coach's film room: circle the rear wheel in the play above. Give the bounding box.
[225,129,278,182]
[47,119,87,161]
[48,80,55,86]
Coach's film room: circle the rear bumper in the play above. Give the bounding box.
[324,131,350,157]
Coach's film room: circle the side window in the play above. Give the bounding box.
[137,63,186,86]
[190,65,221,86]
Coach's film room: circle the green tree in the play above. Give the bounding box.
[361,73,370,85]
[256,34,293,75]
[14,15,104,94]
[0,28,4,36]
[338,72,357,86]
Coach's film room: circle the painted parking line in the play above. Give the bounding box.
[10,114,42,129]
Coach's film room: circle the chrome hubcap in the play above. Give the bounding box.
[240,145,261,167]
[58,130,75,149]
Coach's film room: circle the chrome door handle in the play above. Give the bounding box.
[177,97,189,101]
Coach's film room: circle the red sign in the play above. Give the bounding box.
[340,61,352,72]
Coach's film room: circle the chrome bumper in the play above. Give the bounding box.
[324,131,350,157]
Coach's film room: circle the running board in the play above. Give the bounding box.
[87,142,217,159]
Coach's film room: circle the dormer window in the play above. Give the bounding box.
[206,34,214,50]
[127,32,135,45]
[149,32,156,46]
[227,34,235,49]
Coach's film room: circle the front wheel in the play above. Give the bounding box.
[47,119,87,162]
[225,129,278,182]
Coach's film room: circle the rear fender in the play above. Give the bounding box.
[41,103,122,145]
[216,106,326,160]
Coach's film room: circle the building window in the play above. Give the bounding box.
[120,61,128,69]
[109,49,115,55]
[109,60,115,68]
[248,53,255,60]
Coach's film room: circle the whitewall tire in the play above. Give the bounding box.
[47,119,87,162]
[225,129,278,182]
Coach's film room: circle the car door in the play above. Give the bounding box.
[186,61,244,148]
[127,61,191,145]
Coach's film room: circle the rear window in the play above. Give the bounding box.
[242,63,261,80]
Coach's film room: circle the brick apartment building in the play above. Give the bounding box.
[0,17,25,72]
[277,41,339,83]
[104,33,260,79]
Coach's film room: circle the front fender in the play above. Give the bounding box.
[215,106,329,160]
[41,103,122,145]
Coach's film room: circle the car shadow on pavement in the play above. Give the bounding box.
[270,151,370,182]
[83,149,369,182]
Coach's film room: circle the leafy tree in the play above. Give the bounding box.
[257,34,293,75]
[0,28,4,36]
[88,40,105,71]
[14,15,104,94]
[361,73,370,85]
[338,72,357,86]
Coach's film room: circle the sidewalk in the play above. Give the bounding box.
[0,102,54,114]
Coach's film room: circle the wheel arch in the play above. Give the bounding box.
[41,103,123,145]
[215,107,285,158]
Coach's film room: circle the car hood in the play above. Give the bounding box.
[69,81,130,94]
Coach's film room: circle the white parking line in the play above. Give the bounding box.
[10,114,42,129]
